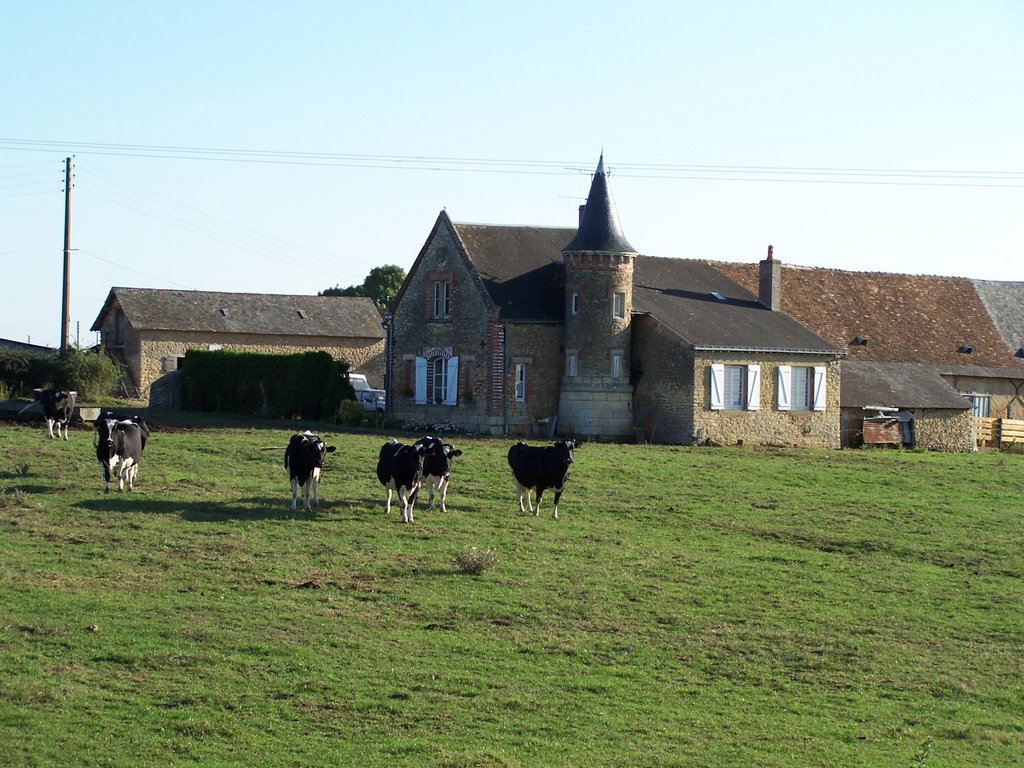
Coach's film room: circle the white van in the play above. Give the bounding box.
[347,374,385,414]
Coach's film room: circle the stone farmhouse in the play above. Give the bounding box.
[387,154,1024,450]
[387,156,845,447]
[91,288,385,403]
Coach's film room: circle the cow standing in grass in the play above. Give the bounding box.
[284,431,336,513]
[507,439,580,519]
[415,435,462,513]
[376,439,427,523]
[95,415,150,493]
[34,388,77,440]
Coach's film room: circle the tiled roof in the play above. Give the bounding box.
[713,262,1023,369]
[972,279,1024,357]
[633,256,840,354]
[91,288,385,339]
[453,222,574,322]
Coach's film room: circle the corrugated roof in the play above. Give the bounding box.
[454,223,574,322]
[633,256,841,354]
[91,288,384,339]
[714,262,1024,369]
[841,361,972,410]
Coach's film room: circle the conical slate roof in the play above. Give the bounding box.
[562,154,636,254]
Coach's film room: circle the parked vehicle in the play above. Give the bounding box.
[355,388,386,414]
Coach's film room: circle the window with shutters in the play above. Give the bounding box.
[710,364,760,410]
[415,355,459,405]
[777,365,827,411]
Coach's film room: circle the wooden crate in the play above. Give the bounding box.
[975,417,996,447]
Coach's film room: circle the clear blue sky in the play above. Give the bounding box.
[2,1,1022,348]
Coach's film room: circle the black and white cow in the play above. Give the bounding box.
[33,388,77,440]
[376,439,427,523]
[284,431,336,513]
[94,415,149,493]
[415,435,462,513]
[507,439,580,519]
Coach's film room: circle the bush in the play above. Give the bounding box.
[453,546,499,576]
[336,400,367,427]
[182,349,352,420]
[59,348,122,400]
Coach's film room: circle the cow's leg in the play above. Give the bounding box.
[384,486,393,515]
[290,478,299,512]
[103,465,111,494]
[126,464,137,491]
[533,488,544,517]
[46,418,56,439]
[426,479,436,510]
[551,489,563,520]
[62,420,70,440]
[310,468,321,510]
[438,476,449,513]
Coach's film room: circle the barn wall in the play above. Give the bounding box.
[128,331,384,400]
[940,373,1024,419]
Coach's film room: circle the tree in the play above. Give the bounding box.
[320,265,406,307]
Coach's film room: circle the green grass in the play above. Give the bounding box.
[1,419,1022,767]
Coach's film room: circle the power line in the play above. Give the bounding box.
[1,137,1022,187]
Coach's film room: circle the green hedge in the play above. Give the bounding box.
[181,349,353,420]
[0,347,121,401]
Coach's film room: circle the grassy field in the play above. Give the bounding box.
[1,417,1021,767]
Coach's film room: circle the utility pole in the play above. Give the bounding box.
[60,156,72,352]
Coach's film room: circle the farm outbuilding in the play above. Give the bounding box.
[91,288,386,402]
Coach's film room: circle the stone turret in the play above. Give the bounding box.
[558,154,637,439]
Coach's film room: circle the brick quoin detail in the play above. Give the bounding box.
[486,321,505,417]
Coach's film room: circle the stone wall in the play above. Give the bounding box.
[631,315,696,443]
[691,353,842,449]
[913,409,974,451]
[390,223,498,433]
[126,330,384,398]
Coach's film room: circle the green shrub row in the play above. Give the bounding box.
[181,349,354,420]
[0,347,121,401]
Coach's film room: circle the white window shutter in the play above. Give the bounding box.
[444,356,459,405]
[746,365,761,410]
[813,366,827,411]
[414,356,427,404]
[777,365,791,411]
[710,364,724,410]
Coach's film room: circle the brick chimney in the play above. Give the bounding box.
[758,244,781,311]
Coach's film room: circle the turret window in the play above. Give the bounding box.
[570,292,579,316]
[612,291,626,319]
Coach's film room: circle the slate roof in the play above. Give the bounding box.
[91,288,385,339]
[841,361,973,410]
[453,222,574,322]
[713,262,1024,369]
[633,256,841,354]
[562,155,637,254]
[972,279,1024,357]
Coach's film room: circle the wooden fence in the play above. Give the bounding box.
[974,417,1024,449]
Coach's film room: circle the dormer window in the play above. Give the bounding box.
[852,336,868,346]
[958,344,973,355]
[297,309,309,320]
